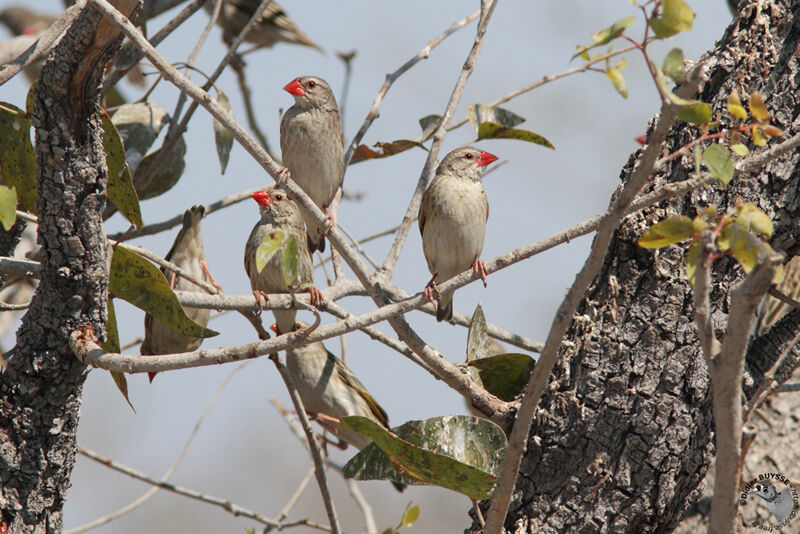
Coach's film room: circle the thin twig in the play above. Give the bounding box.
[343,8,480,164]
[66,362,251,534]
[77,445,329,531]
[270,354,342,534]
[345,478,377,534]
[263,467,317,533]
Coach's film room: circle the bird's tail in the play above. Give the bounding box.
[274,310,298,336]
[306,229,325,253]
[436,295,453,322]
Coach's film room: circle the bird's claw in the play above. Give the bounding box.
[323,207,336,236]
[276,167,291,187]
[473,259,488,288]
[424,275,441,305]
[253,290,270,315]
[308,285,325,308]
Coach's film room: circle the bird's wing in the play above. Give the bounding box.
[334,353,390,428]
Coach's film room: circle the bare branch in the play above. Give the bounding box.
[344,8,480,164]
[708,252,782,534]
[77,445,330,531]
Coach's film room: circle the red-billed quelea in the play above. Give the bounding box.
[141,206,221,381]
[244,189,324,335]
[418,147,498,322]
[204,0,322,51]
[280,76,345,253]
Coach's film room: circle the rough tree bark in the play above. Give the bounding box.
[471,2,800,532]
[0,1,136,532]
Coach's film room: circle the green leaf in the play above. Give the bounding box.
[748,91,770,121]
[693,144,702,175]
[213,90,234,174]
[606,59,628,98]
[418,114,443,142]
[677,101,712,124]
[662,48,685,83]
[0,102,37,213]
[727,91,748,120]
[650,0,695,38]
[0,185,17,231]
[735,202,773,238]
[703,144,734,185]
[25,80,37,115]
[111,101,169,172]
[638,216,694,248]
[751,127,766,147]
[477,122,554,149]
[467,353,535,401]
[281,234,299,286]
[401,504,420,527]
[726,224,761,273]
[466,304,490,387]
[101,115,142,228]
[350,140,425,164]
[466,104,525,131]
[102,298,135,412]
[572,16,636,58]
[342,415,507,499]
[109,246,219,339]
[132,136,187,201]
[730,143,749,156]
[256,231,284,273]
[686,241,698,285]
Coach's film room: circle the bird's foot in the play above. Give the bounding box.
[200,260,223,293]
[322,207,336,236]
[253,290,270,314]
[424,274,441,305]
[276,167,291,187]
[307,285,325,308]
[473,259,488,288]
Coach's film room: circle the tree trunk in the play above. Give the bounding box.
[0,2,135,531]
[474,2,800,531]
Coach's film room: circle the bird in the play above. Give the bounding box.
[284,321,391,451]
[418,146,498,322]
[204,0,322,52]
[749,481,793,522]
[279,75,345,253]
[141,205,221,382]
[756,255,800,335]
[244,189,324,335]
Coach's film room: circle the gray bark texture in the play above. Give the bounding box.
[470,2,800,532]
[0,2,134,532]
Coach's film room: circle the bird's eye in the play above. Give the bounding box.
[275,194,283,201]
[307,80,316,89]
[464,153,473,160]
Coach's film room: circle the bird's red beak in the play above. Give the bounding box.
[283,79,305,96]
[251,190,271,206]
[269,324,278,333]
[477,151,498,167]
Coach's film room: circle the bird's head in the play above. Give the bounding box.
[283,76,336,110]
[436,146,498,181]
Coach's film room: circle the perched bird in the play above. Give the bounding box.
[419,147,498,322]
[204,0,321,52]
[284,321,390,451]
[749,481,793,522]
[244,189,324,335]
[280,75,345,253]
[141,205,220,381]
